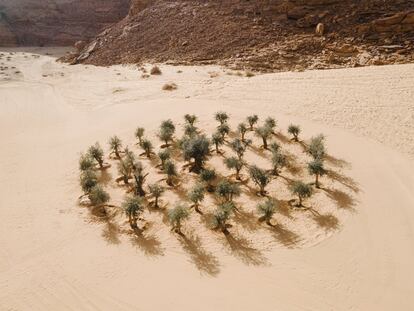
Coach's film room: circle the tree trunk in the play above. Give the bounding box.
[262,138,267,149]
[155,197,159,208]
[298,195,302,206]
[315,174,320,188]
[236,169,241,180]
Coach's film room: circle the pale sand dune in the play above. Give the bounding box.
[0,48,413,310]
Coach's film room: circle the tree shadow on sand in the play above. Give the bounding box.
[177,231,221,276]
[224,233,269,266]
[326,169,359,193]
[128,229,165,257]
[101,220,122,245]
[266,223,301,248]
[322,187,356,211]
[307,208,340,231]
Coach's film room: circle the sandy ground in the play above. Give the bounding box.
[0,47,414,310]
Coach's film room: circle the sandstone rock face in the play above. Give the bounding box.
[0,0,130,46]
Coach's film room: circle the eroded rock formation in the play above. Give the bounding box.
[0,0,130,46]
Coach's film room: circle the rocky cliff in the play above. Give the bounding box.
[0,0,130,46]
[64,0,414,72]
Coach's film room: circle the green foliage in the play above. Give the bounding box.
[269,142,281,154]
[308,159,326,188]
[141,139,154,158]
[271,151,287,176]
[117,160,133,184]
[108,135,122,157]
[249,165,270,195]
[188,183,205,212]
[158,149,171,167]
[164,160,177,186]
[158,119,175,145]
[148,183,165,207]
[168,204,190,233]
[255,126,272,149]
[132,161,147,196]
[217,123,230,139]
[264,117,277,132]
[247,115,259,130]
[88,142,104,168]
[199,168,217,191]
[184,114,197,125]
[308,134,326,160]
[211,132,224,152]
[211,202,235,233]
[215,111,229,125]
[224,156,244,180]
[257,198,277,224]
[123,147,136,168]
[182,135,210,173]
[80,169,98,193]
[122,196,143,229]
[88,185,110,206]
[288,124,300,141]
[237,122,248,141]
[216,179,241,202]
[135,127,145,143]
[291,181,313,206]
[184,124,198,138]
[230,138,247,160]
[79,153,94,171]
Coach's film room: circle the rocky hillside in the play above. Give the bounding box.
[0,0,130,46]
[65,0,414,72]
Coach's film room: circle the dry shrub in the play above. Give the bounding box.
[150,65,162,75]
[245,71,255,77]
[141,73,150,79]
[162,83,177,91]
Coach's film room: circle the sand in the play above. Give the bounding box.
[0,47,414,310]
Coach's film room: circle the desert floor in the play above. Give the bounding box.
[0,47,414,310]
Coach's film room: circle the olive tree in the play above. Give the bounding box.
[158,119,175,147]
[224,156,244,180]
[264,117,277,133]
[255,125,272,149]
[184,114,197,125]
[79,153,94,171]
[237,123,248,141]
[247,115,259,131]
[140,139,154,158]
[135,127,145,145]
[211,202,236,234]
[132,161,148,196]
[288,124,300,142]
[217,123,230,140]
[215,111,229,125]
[123,196,144,230]
[211,132,224,154]
[308,159,326,188]
[291,181,313,207]
[230,138,247,160]
[184,124,198,138]
[257,198,277,226]
[249,165,270,196]
[271,151,287,176]
[89,185,110,207]
[187,183,205,214]
[168,203,190,234]
[216,179,241,203]
[308,134,326,160]
[123,147,136,169]
[148,183,165,208]
[108,135,123,158]
[88,143,104,168]
[164,160,178,187]
[157,149,171,169]
[182,135,210,173]
[117,160,133,185]
[80,169,98,194]
[199,168,217,192]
